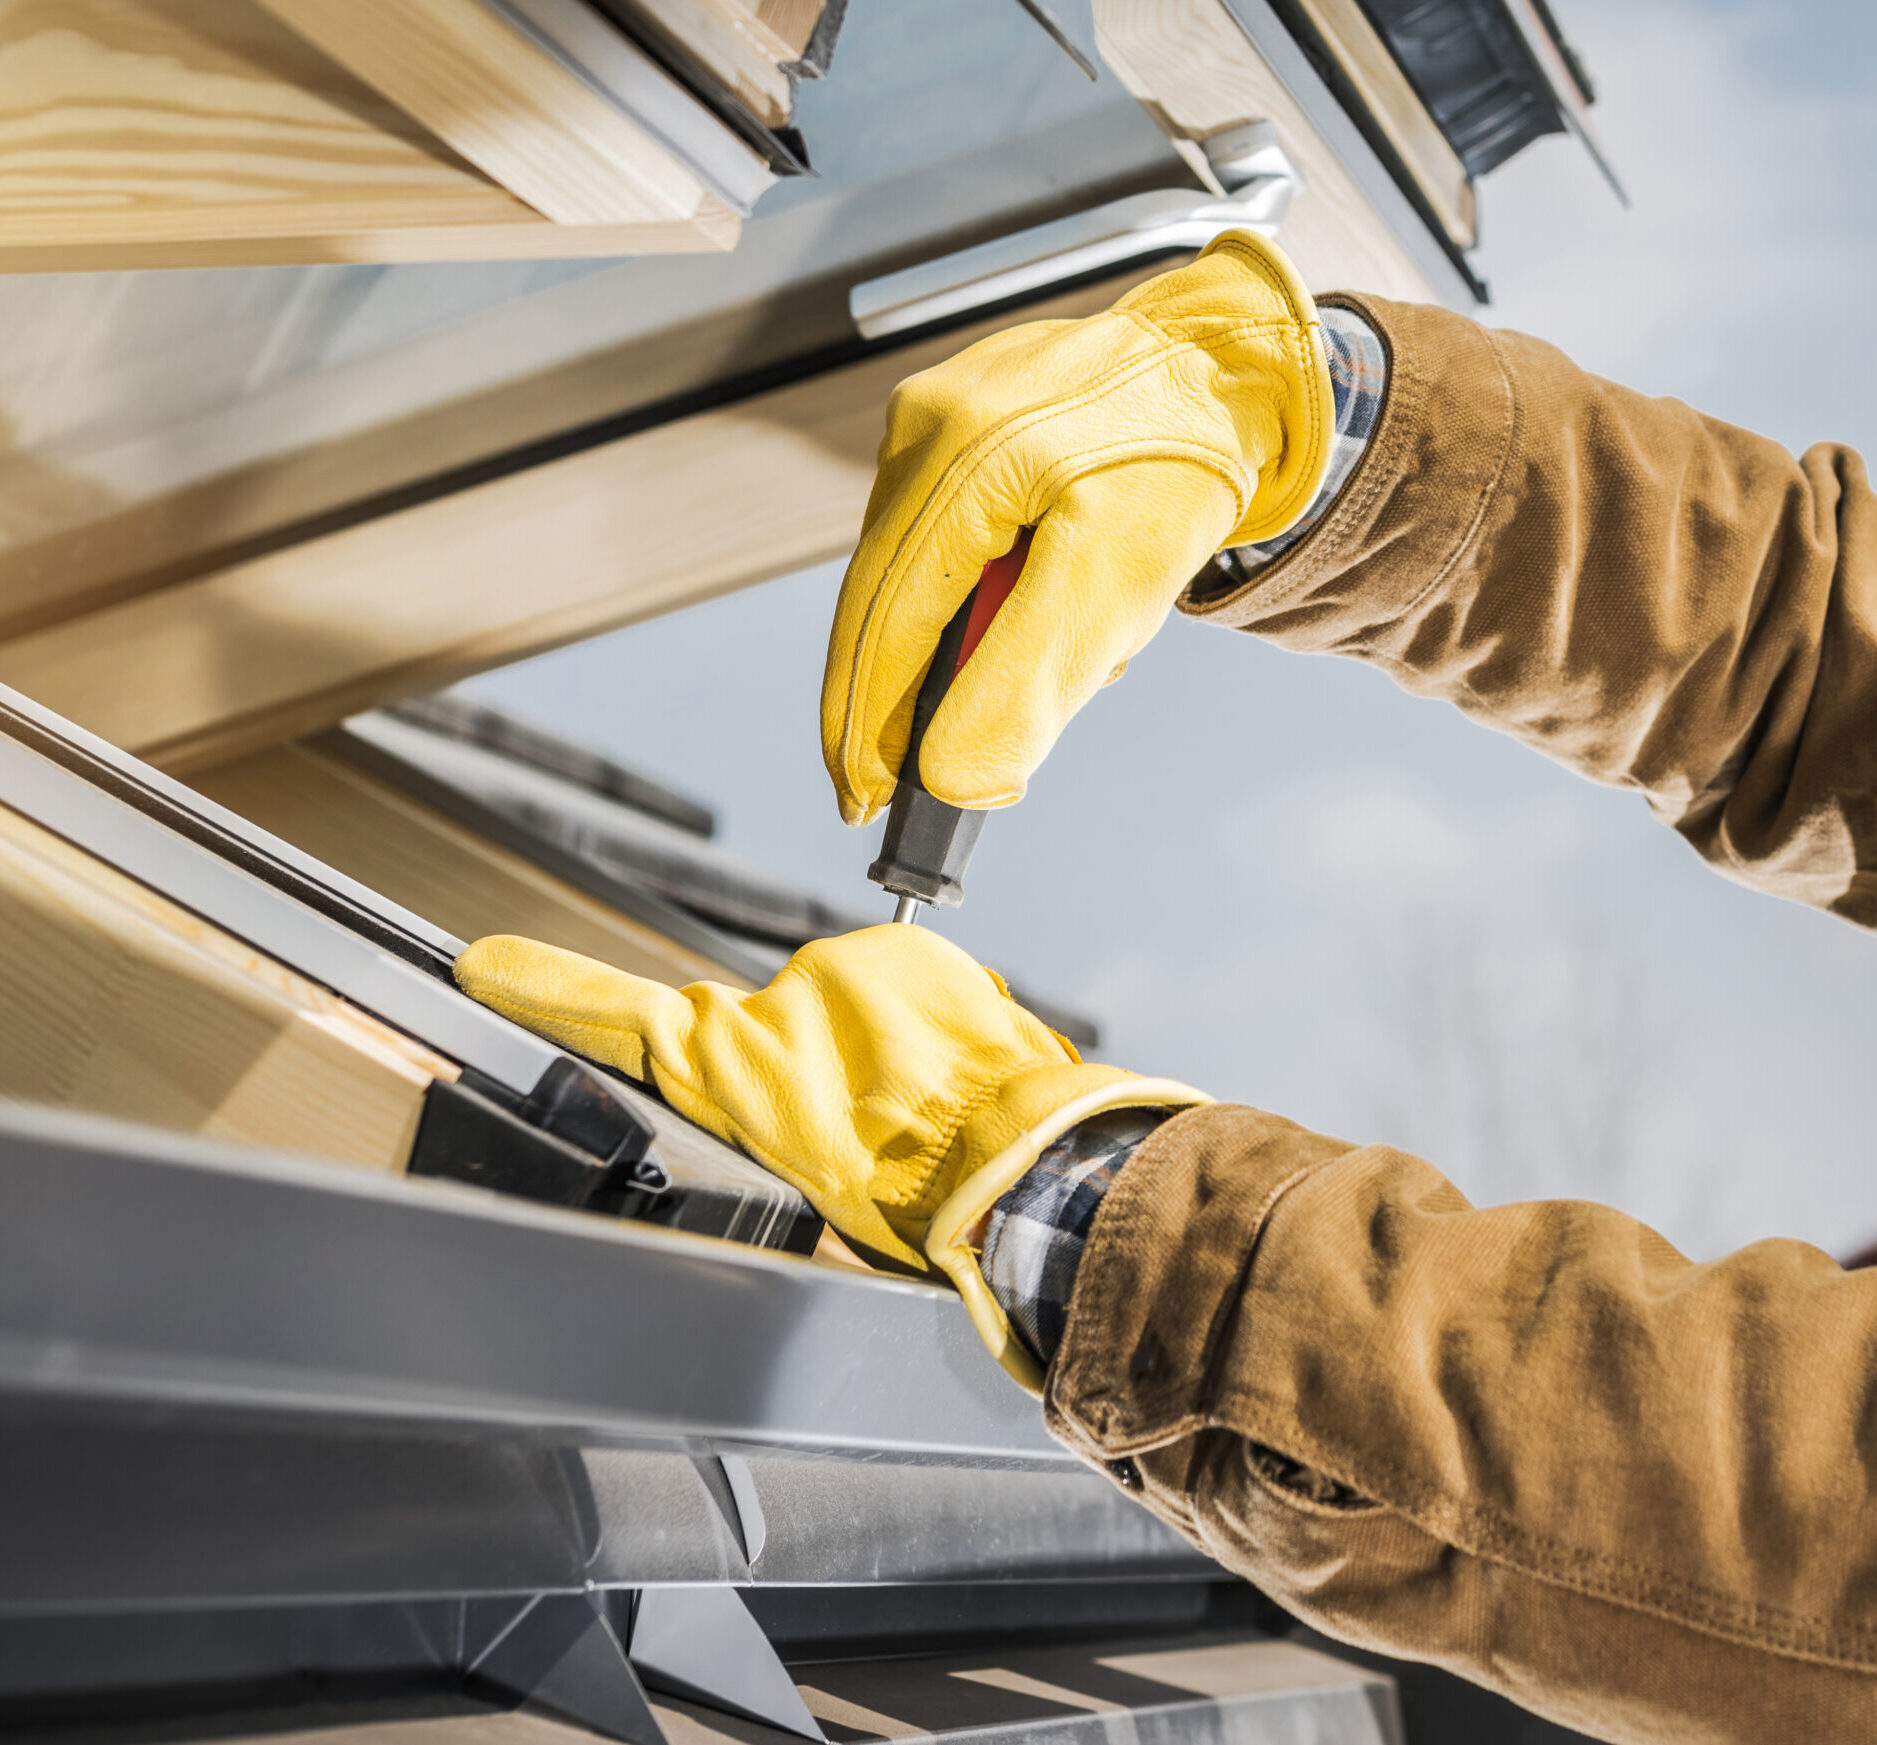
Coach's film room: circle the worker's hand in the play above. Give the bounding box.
[456,926,1205,1389]
[822,230,1333,826]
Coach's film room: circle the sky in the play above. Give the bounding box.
[465,0,1877,1263]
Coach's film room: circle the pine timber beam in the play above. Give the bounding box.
[0,798,453,1168]
[0,0,1453,764]
[191,740,755,991]
[252,0,721,227]
[0,0,739,273]
[0,271,1164,774]
[1284,0,1476,249]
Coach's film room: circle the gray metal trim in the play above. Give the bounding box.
[0,691,556,1092]
[0,1106,1065,1465]
[735,1457,1210,1586]
[0,681,464,964]
[631,1586,823,1739]
[1218,0,1481,307]
[0,1414,1203,1614]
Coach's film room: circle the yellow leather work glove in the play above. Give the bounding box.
[456,926,1207,1392]
[822,229,1332,826]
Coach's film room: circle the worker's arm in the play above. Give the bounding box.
[822,232,1336,824]
[461,923,1877,1740]
[828,236,1877,924]
[1038,1100,1877,1743]
[1185,292,1877,923]
[454,924,1207,1390]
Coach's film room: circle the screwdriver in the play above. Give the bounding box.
[869,530,1032,923]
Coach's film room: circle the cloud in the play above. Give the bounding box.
[1217,768,1475,899]
[1073,765,1670,1192]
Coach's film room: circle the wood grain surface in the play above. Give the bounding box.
[733,0,823,60]
[1094,0,1443,304]
[257,0,716,225]
[192,742,754,990]
[0,0,526,235]
[219,1711,657,1745]
[0,204,738,271]
[0,798,453,1168]
[0,0,738,266]
[1290,0,1475,247]
[0,269,1166,771]
[624,0,792,126]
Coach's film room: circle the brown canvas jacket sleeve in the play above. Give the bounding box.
[1181,293,1877,921]
[1045,1107,1877,1743]
[1044,299,1877,1742]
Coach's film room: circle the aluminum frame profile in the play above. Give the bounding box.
[0,681,536,1084]
[490,0,780,212]
[851,4,1479,333]
[850,170,1301,340]
[0,1104,1063,1464]
[1499,0,1624,200]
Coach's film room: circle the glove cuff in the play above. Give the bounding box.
[926,1070,1212,1395]
[1192,229,1335,546]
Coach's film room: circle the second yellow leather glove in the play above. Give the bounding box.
[456,925,1207,1391]
[822,229,1333,826]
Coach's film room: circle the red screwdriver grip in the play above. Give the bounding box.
[954,527,1032,677]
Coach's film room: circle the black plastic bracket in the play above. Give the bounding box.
[408,1073,660,1212]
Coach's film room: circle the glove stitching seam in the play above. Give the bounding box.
[1023,435,1252,526]
[842,232,1329,805]
[844,317,1190,790]
[846,327,1204,800]
[903,1073,1009,1221]
[1177,294,1400,623]
[844,310,1320,803]
[1132,237,1333,536]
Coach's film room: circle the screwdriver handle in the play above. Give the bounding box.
[868,530,1031,913]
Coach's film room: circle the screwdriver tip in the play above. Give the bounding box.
[892,895,925,925]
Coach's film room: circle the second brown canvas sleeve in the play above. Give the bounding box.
[1042,296,1877,1742]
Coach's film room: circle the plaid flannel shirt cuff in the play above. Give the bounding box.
[978,1107,1169,1367]
[1220,303,1387,575]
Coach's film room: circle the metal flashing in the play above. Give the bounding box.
[0,1104,1064,1464]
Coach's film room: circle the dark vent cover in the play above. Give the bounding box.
[1357,0,1592,176]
